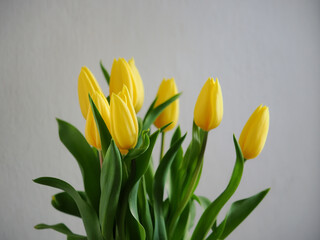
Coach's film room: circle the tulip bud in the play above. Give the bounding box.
[239,105,269,160]
[109,58,144,113]
[78,66,103,119]
[154,78,179,132]
[110,85,138,153]
[85,91,111,149]
[194,78,223,131]
[128,58,144,112]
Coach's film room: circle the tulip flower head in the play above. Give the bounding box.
[85,91,111,149]
[78,66,103,119]
[154,78,179,132]
[109,58,144,113]
[110,85,139,153]
[194,78,223,131]
[239,105,269,160]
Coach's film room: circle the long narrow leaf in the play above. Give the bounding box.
[56,119,100,214]
[215,188,270,239]
[100,60,110,85]
[153,134,186,240]
[89,95,111,156]
[143,93,181,130]
[51,191,87,218]
[35,223,87,239]
[128,181,146,240]
[33,177,103,240]
[99,141,122,240]
[138,177,154,240]
[191,135,244,240]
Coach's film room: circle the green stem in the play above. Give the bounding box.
[160,132,166,160]
[99,150,103,168]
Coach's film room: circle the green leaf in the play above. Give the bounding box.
[167,127,206,238]
[193,195,211,210]
[171,200,192,240]
[190,135,244,240]
[33,177,103,240]
[133,130,160,184]
[145,159,155,201]
[143,97,158,123]
[128,180,146,240]
[51,191,87,218]
[124,130,150,165]
[168,127,183,203]
[56,119,100,214]
[213,188,270,240]
[35,223,87,239]
[88,95,112,156]
[143,93,181,131]
[152,134,186,240]
[138,177,154,240]
[99,141,122,240]
[100,60,110,85]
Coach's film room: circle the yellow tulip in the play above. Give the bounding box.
[194,78,223,131]
[78,66,103,119]
[110,85,138,153]
[239,105,269,160]
[109,58,144,112]
[128,58,144,112]
[85,91,110,149]
[154,78,179,132]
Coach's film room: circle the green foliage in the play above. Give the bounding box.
[190,135,244,240]
[100,60,110,85]
[33,177,103,240]
[35,64,270,239]
[51,191,86,218]
[99,141,122,240]
[143,93,181,131]
[89,95,112,156]
[35,223,87,239]
[56,119,100,214]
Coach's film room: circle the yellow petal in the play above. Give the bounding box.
[78,66,103,119]
[129,58,144,112]
[154,78,179,132]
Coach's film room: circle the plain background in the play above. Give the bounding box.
[1,0,320,239]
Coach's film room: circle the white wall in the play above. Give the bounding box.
[1,0,319,239]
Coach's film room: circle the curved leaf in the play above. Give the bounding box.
[51,191,86,218]
[214,188,270,239]
[143,93,181,131]
[128,181,146,240]
[35,223,86,239]
[100,60,110,85]
[56,119,100,214]
[33,177,103,240]
[124,130,150,165]
[138,177,154,239]
[88,95,111,156]
[191,135,244,240]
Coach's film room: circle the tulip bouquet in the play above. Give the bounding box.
[34,58,270,240]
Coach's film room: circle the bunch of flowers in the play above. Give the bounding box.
[34,58,270,240]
